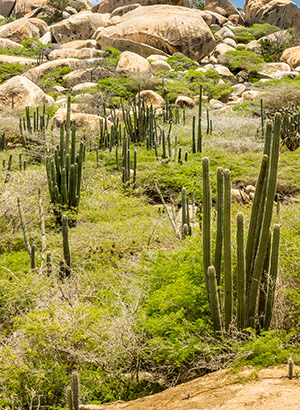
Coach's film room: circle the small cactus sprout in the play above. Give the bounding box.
[288,357,294,379]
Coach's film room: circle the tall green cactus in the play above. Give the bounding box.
[201,115,281,331]
[202,157,211,294]
[236,212,246,330]
[246,114,281,328]
[223,169,232,330]
[61,215,71,277]
[214,167,224,285]
[72,372,80,410]
[207,266,222,331]
[46,108,84,217]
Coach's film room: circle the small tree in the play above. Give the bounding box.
[47,0,69,19]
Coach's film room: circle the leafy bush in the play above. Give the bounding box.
[0,62,29,84]
[0,37,46,58]
[233,23,280,44]
[99,47,121,70]
[39,66,73,89]
[167,52,199,71]
[98,76,140,100]
[224,50,265,73]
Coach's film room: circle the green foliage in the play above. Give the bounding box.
[47,0,70,12]
[192,0,204,9]
[98,47,121,70]
[167,52,199,71]
[0,62,28,84]
[224,50,265,73]
[233,23,280,43]
[0,37,46,58]
[232,331,300,368]
[97,76,140,102]
[0,15,16,27]
[40,66,73,88]
[259,39,285,62]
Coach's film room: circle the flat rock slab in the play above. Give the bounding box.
[79,367,300,410]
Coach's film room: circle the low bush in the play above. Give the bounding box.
[233,23,280,44]
[167,52,199,71]
[0,62,29,84]
[224,50,265,74]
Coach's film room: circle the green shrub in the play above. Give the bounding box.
[224,50,265,73]
[0,37,46,58]
[0,62,29,84]
[233,23,280,44]
[167,52,199,71]
[39,66,73,89]
[98,76,140,100]
[99,47,121,70]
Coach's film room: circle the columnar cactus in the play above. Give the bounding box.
[223,169,232,330]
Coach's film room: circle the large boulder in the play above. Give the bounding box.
[0,0,15,17]
[0,76,53,112]
[24,58,102,83]
[63,67,112,87]
[204,0,240,18]
[0,38,21,50]
[281,46,300,69]
[97,0,191,14]
[13,0,90,14]
[50,11,110,44]
[116,51,152,74]
[0,17,48,43]
[53,108,111,131]
[48,48,103,60]
[244,0,300,31]
[97,5,215,62]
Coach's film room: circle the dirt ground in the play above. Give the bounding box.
[80,367,300,410]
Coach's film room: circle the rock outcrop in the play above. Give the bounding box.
[50,12,110,44]
[96,0,192,14]
[0,17,48,43]
[116,51,152,74]
[204,0,240,18]
[0,76,53,112]
[244,0,300,31]
[0,0,15,17]
[53,108,111,131]
[281,46,300,69]
[97,5,215,62]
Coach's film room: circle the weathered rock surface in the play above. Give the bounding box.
[205,0,239,18]
[53,108,111,131]
[150,60,172,74]
[60,39,98,50]
[175,96,195,107]
[110,3,141,17]
[63,67,112,87]
[50,12,110,44]
[281,46,300,68]
[0,76,53,112]
[24,58,102,83]
[96,0,191,14]
[48,48,103,61]
[72,82,98,93]
[138,90,165,107]
[116,51,152,74]
[13,0,48,15]
[79,367,300,410]
[0,38,23,49]
[244,0,300,31]
[0,54,35,65]
[0,17,48,43]
[0,0,15,17]
[97,5,215,62]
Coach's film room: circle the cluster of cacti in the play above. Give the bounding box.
[181,187,192,237]
[46,98,84,217]
[19,105,49,139]
[279,105,300,151]
[202,114,281,331]
[66,372,80,410]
